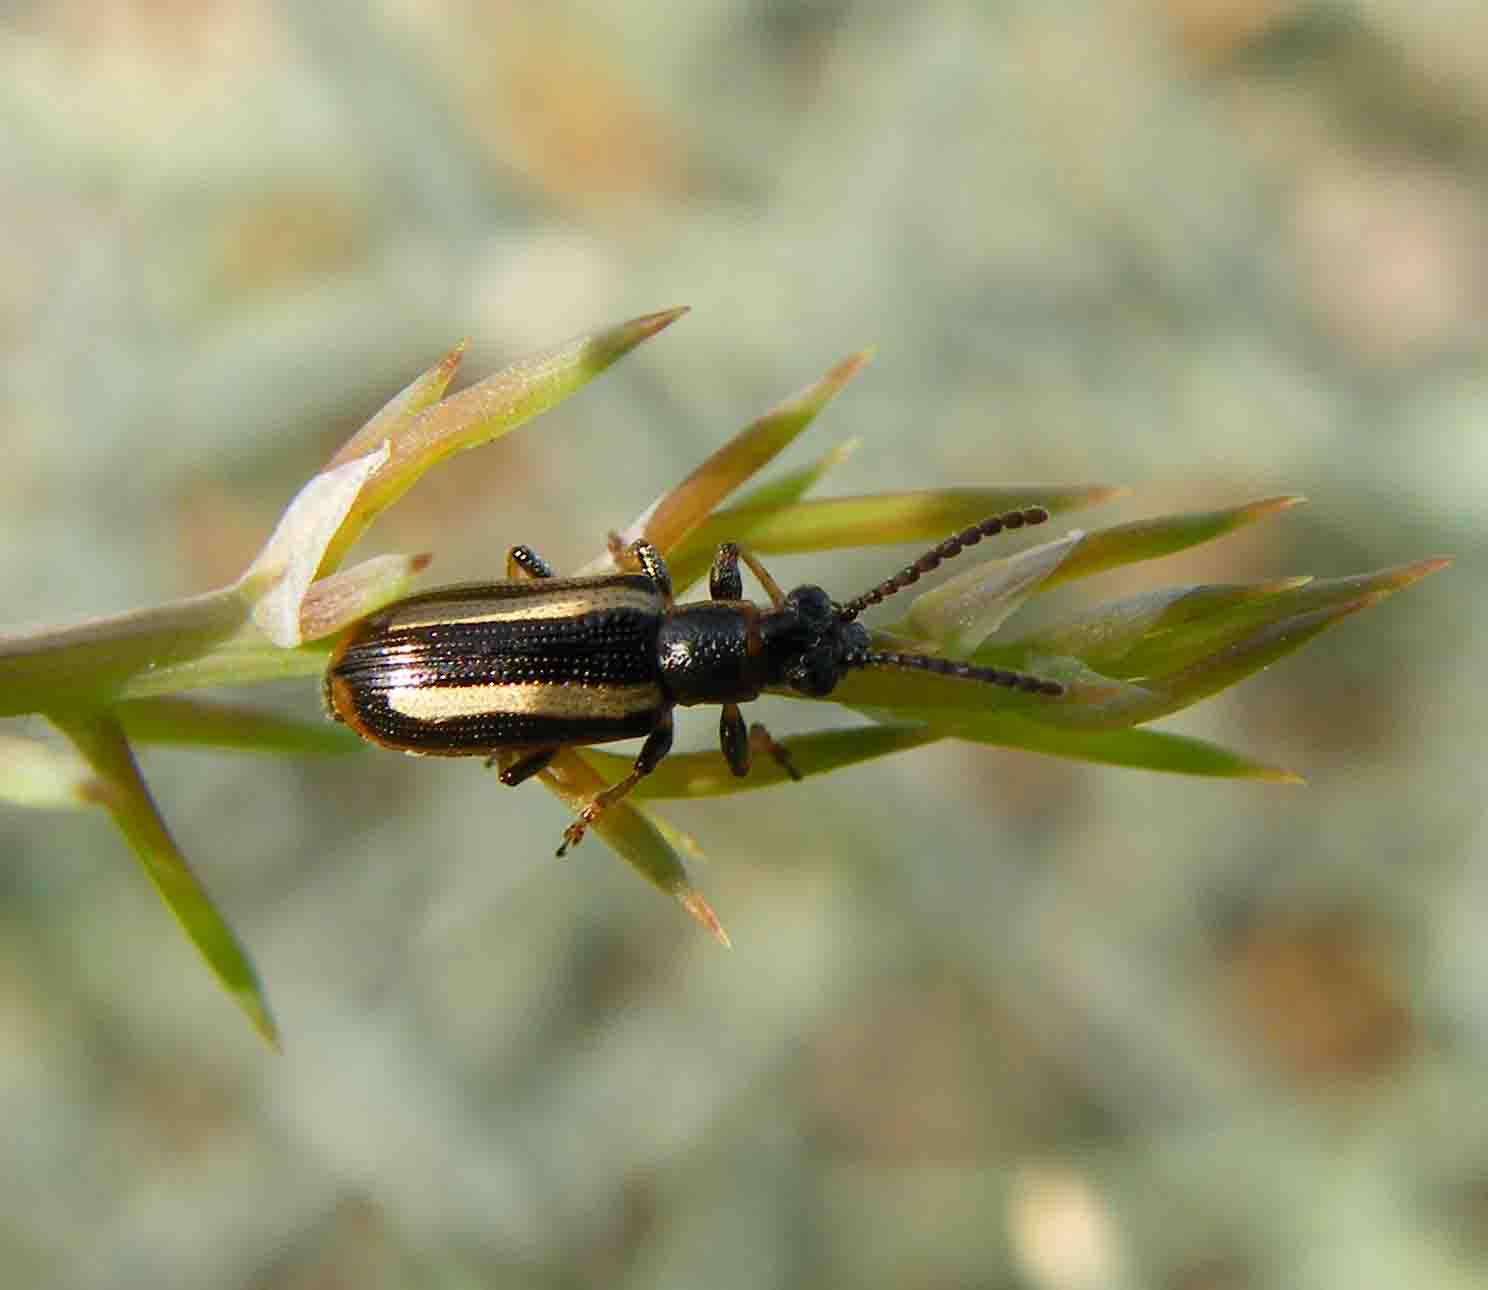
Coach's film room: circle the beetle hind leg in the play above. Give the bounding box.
[557,713,675,857]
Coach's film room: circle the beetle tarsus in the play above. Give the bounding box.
[750,722,801,781]
[557,817,590,857]
[555,712,675,856]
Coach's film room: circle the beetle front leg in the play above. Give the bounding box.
[709,542,786,608]
[556,711,675,857]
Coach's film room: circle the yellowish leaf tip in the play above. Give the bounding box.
[680,889,732,948]
[1405,555,1453,581]
[635,306,691,337]
[825,349,874,389]
[1260,495,1308,514]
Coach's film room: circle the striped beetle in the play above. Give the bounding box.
[324,507,1063,855]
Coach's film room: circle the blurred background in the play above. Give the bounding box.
[0,1,1481,1286]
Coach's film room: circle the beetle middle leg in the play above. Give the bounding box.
[556,711,675,857]
[491,746,558,784]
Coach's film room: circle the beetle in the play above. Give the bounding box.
[324,506,1064,855]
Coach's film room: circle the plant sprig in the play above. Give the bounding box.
[0,309,1449,1043]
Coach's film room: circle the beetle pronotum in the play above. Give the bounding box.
[324,507,1063,854]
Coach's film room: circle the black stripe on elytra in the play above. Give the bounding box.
[346,703,661,754]
[334,607,662,690]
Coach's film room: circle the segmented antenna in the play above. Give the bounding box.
[855,649,1064,696]
[836,506,1051,622]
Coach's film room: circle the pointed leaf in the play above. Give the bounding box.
[1034,497,1306,592]
[297,552,433,642]
[626,351,873,562]
[536,750,728,944]
[1007,559,1450,700]
[315,339,466,575]
[324,309,688,570]
[931,711,1301,780]
[50,712,278,1047]
[1004,579,1312,674]
[585,713,1292,783]
[903,532,1081,653]
[245,444,392,646]
[731,438,860,513]
[664,484,1119,595]
[1142,598,1375,713]
[993,599,1375,730]
[1286,557,1450,601]
[323,339,467,473]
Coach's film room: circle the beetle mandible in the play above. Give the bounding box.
[324,506,1063,855]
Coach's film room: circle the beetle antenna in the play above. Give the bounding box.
[835,506,1051,622]
[853,649,1063,696]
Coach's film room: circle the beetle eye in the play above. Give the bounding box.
[837,622,869,664]
[785,585,835,634]
[787,645,839,697]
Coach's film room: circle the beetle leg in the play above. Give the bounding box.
[505,545,554,580]
[718,708,799,781]
[627,541,674,609]
[710,543,786,608]
[750,721,802,781]
[709,544,744,601]
[557,711,674,856]
[491,746,558,784]
[719,703,750,775]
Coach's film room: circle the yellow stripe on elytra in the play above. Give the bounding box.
[385,682,662,723]
[385,584,659,631]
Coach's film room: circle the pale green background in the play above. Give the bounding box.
[0,2,1480,1287]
